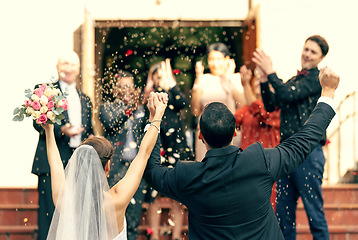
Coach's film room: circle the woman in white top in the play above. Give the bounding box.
[44,92,168,240]
[191,42,246,161]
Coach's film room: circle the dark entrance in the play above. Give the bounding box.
[100,26,245,103]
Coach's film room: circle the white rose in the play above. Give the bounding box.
[47,111,56,121]
[44,88,54,97]
[31,94,40,102]
[32,111,41,119]
[26,107,34,116]
[40,106,48,114]
[39,95,48,105]
[54,88,61,96]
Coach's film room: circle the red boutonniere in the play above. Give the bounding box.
[115,141,123,146]
[173,69,180,75]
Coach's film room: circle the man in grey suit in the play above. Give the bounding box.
[144,67,339,240]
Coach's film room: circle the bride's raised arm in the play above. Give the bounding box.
[110,92,167,209]
[43,123,65,206]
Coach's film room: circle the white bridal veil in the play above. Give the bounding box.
[47,145,119,240]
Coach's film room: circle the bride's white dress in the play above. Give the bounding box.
[47,145,120,240]
[113,218,127,240]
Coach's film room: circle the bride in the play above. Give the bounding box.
[43,92,168,240]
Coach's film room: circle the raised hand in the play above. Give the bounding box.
[159,59,176,92]
[240,65,252,87]
[252,49,275,76]
[153,92,168,117]
[319,66,340,99]
[195,61,205,77]
[226,59,236,77]
[42,122,54,133]
[147,92,168,122]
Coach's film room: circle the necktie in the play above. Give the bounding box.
[122,118,137,161]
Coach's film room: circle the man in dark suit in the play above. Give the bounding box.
[253,35,330,239]
[32,51,93,240]
[99,70,150,240]
[144,67,339,240]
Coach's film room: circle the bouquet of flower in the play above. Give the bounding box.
[13,83,68,125]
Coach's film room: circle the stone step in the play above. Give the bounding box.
[296,225,358,240]
[0,204,38,226]
[297,203,358,226]
[0,188,37,205]
[0,226,37,240]
[321,184,358,204]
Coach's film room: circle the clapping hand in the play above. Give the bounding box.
[319,66,340,99]
[252,49,275,76]
[159,59,176,92]
[226,59,236,78]
[239,65,252,87]
[195,61,205,77]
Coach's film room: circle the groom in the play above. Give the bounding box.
[144,67,339,240]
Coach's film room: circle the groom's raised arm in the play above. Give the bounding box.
[265,67,339,180]
[144,137,181,202]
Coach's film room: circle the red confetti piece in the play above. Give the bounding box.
[146,228,153,235]
[125,49,133,57]
[160,149,165,156]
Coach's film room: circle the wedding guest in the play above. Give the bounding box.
[252,35,330,239]
[44,92,168,240]
[99,70,152,240]
[234,65,280,210]
[191,42,245,161]
[31,51,93,240]
[145,67,339,239]
[143,59,194,240]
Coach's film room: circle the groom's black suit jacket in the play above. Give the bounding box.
[31,81,94,175]
[145,102,335,240]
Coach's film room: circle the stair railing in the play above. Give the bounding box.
[324,91,357,183]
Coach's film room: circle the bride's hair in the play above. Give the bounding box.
[80,136,114,169]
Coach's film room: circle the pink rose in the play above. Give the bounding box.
[34,88,44,98]
[36,113,48,124]
[40,84,47,91]
[31,101,41,110]
[24,99,32,107]
[60,99,68,111]
[47,101,54,109]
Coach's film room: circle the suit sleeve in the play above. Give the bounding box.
[267,72,322,104]
[167,86,190,111]
[99,101,129,133]
[260,81,278,112]
[144,137,182,202]
[264,102,335,181]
